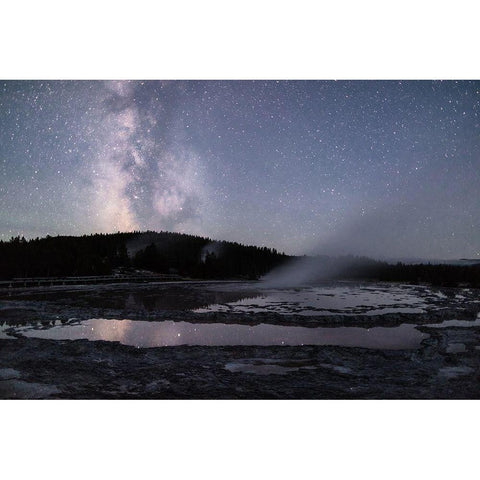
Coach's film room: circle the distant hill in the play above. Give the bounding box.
[1,231,479,287]
[457,259,480,266]
[380,257,480,266]
[0,231,289,280]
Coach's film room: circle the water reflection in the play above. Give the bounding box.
[3,284,259,311]
[194,285,428,315]
[16,318,429,350]
[2,282,469,317]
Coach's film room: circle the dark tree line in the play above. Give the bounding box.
[1,231,479,286]
[0,231,289,280]
[374,262,480,287]
[308,256,480,287]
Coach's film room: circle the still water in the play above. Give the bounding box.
[2,282,478,350]
[10,316,480,349]
[193,283,434,315]
[3,282,458,315]
[10,318,429,349]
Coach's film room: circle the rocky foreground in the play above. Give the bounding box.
[1,323,479,399]
[1,281,480,399]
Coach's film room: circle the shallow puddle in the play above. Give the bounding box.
[194,284,429,315]
[224,359,352,375]
[8,318,430,350]
[438,366,474,378]
[426,318,480,328]
[225,361,302,375]
[445,343,466,353]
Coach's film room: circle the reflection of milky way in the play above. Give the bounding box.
[19,319,429,350]
[93,317,133,343]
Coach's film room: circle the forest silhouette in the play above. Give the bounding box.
[0,231,479,287]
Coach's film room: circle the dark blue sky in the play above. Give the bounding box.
[1,80,479,259]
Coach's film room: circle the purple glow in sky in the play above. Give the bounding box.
[1,80,479,259]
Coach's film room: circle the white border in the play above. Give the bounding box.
[1,1,479,79]
[2,400,479,479]
[1,2,478,478]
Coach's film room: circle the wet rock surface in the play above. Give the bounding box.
[1,281,479,330]
[1,281,479,399]
[1,324,479,399]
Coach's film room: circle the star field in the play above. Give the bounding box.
[1,80,479,259]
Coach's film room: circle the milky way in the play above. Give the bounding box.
[1,80,479,259]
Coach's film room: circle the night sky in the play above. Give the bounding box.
[1,80,479,259]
